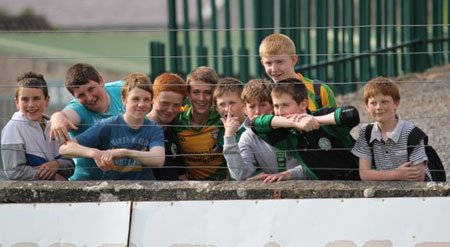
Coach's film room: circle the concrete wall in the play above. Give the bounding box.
[0,181,448,203]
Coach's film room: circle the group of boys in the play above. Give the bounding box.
[1,33,434,182]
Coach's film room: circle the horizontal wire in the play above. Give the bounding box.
[2,50,450,60]
[1,78,449,89]
[1,24,450,34]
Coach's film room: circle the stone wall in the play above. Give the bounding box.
[0,181,448,203]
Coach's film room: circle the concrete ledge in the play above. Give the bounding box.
[0,180,449,203]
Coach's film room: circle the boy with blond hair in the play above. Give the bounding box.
[352,77,432,181]
[2,72,73,180]
[60,73,164,180]
[259,33,336,112]
[251,78,360,181]
[172,67,228,180]
[223,79,308,182]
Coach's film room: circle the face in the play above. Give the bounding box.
[188,80,214,116]
[261,54,298,82]
[216,92,245,120]
[366,94,399,123]
[272,93,307,117]
[15,87,49,122]
[244,99,273,121]
[71,80,108,113]
[150,91,185,125]
[123,87,152,120]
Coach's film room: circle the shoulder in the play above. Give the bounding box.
[105,81,124,91]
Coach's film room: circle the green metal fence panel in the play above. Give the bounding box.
[253,0,274,78]
[150,41,166,81]
[387,0,398,77]
[222,0,233,77]
[238,0,249,83]
[302,0,311,67]
[316,0,328,80]
[401,0,412,73]
[412,0,429,72]
[433,0,444,65]
[168,0,178,72]
[210,0,219,71]
[376,0,386,76]
[359,0,371,83]
[344,0,356,92]
[183,0,192,74]
[196,0,208,66]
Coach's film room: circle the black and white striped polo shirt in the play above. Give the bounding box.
[352,119,432,180]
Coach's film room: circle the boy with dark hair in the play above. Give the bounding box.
[352,77,432,181]
[50,63,124,180]
[251,78,360,181]
[259,33,336,112]
[224,79,308,182]
[2,72,73,180]
[172,67,228,180]
[59,73,164,180]
[148,73,187,180]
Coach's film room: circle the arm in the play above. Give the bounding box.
[359,158,423,181]
[1,143,38,180]
[101,146,165,168]
[49,109,80,143]
[59,140,113,170]
[223,134,257,181]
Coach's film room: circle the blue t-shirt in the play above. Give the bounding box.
[76,115,164,180]
[64,81,125,180]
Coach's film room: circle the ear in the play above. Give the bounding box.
[14,98,19,110]
[98,75,105,87]
[121,96,126,106]
[393,100,400,111]
[45,96,50,108]
[300,99,308,112]
[291,56,298,67]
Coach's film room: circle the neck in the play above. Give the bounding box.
[376,118,399,133]
[147,112,167,130]
[123,113,144,129]
[190,110,209,126]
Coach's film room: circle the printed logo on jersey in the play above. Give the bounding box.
[318,137,332,151]
[211,129,219,140]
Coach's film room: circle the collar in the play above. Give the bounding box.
[370,118,405,143]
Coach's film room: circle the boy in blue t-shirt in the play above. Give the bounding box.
[59,73,165,180]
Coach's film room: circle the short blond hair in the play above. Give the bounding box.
[213,77,244,105]
[121,72,152,99]
[186,66,219,92]
[241,79,273,105]
[259,33,296,57]
[363,77,400,104]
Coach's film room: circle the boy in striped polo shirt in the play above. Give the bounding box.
[352,77,432,181]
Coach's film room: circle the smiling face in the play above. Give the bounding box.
[261,54,298,82]
[150,91,184,125]
[15,87,49,122]
[244,99,273,121]
[188,80,214,116]
[71,80,109,113]
[272,93,307,117]
[366,94,399,123]
[123,87,153,121]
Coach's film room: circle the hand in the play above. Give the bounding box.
[291,114,320,132]
[101,149,127,170]
[50,112,78,144]
[396,161,421,181]
[52,173,68,181]
[286,113,308,123]
[246,173,269,181]
[92,150,117,171]
[221,105,240,137]
[36,161,59,180]
[263,171,293,183]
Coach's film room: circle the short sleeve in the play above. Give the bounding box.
[148,125,164,149]
[409,139,428,166]
[351,125,373,160]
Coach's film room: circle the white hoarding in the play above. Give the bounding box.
[0,202,131,247]
[130,198,450,246]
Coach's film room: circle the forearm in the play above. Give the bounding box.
[270,116,295,129]
[223,136,256,180]
[314,113,336,125]
[59,141,99,159]
[123,147,165,167]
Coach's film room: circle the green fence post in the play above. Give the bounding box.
[150,42,166,81]
[222,0,233,77]
[433,0,444,65]
[239,0,249,83]
[280,0,288,35]
[302,0,311,69]
[412,0,429,72]
[196,0,208,66]
[332,0,342,94]
[359,0,371,82]
[316,0,328,80]
[376,0,385,76]
[183,0,191,74]
[168,0,178,72]
[401,0,412,74]
[344,0,355,92]
[253,0,273,78]
[210,0,219,71]
[387,0,398,77]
